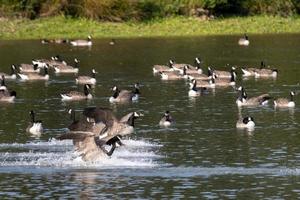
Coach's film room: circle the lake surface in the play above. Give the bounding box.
[0,35,300,199]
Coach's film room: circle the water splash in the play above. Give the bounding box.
[0,138,161,169]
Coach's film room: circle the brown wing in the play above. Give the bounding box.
[83,107,117,127]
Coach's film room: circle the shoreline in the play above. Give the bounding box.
[1,15,300,40]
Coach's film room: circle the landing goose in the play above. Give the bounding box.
[18,66,49,81]
[61,84,92,101]
[54,58,79,73]
[57,131,117,161]
[159,111,174,127]
[238,34,250,46]
[76,69,97,85]
[70,35,92,46]
[56,107,140,161]
[274,91,296,108]
[236,86,271,107]
[26,110,43,136]
[109,84,140,103]
[0,65,17,80]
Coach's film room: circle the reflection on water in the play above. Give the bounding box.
[0,35,300,198]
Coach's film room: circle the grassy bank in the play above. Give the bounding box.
[1,15,300,39]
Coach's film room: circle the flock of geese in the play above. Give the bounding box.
[0,34,296,162]
[152,34,296,131]
[0,42,156,161]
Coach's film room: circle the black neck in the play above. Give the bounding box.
[134,87,140,95]
[1,77,5,86]
[84,86,90,96]
[92,72,96,78]
[208,68,212,76]
[10,66,16,75]
[165,115,171,122]
[230,71,236,82]
[30,112,35,123]
[127,113,136,127]
[70,110,75,122]
[113,89,119,98]
[290,93,294,101]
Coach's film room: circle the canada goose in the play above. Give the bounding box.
[26,110,43,136]
[0,90,16,102]
[274,91,296,108]
[187,67,213,81]
[159,70,187,80]
[159,111,174,127]
[19,63,40,73]
[236,116,255,129]
[153,60,175,73]
[255,68,278,78]
[212,70,236,86]
[238,34,250,46]
[213,65,236,78]
[32,56,63,68]
[54,58,79,73]
[188,80,207,97]
[190,78,215,89]
[70,35,92,46]
[0,75,7,90]
[0,65,17,80]
[18,66,49,81]
[76,69,97,85]
[236,86,271,107]
[68,107,140,141]
[56,131,117,161]
[109,84,140,103]
[241,61,266,77]
[61,84,92,101]
[109,39,116,45]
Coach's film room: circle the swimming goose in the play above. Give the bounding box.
[236,86,271,107]
[18,66,49,81]
[212,70,236,86]
[76,69,97,85]
[187,67,213,81]
[0,89,16,102]
[159,111,174,127]
[0,65,17,80]
[188,80,208,97]
[254,68,278,78]
[109,39,116,45]
[109,84,140,103]
[54,58,79,73]
[238,34,250,46]
[32,56,64,68]
[41,39,68,44]
[213,66,236,79]
[26,110,43,136]
[236,116,255,129]
[159,70,187,80]
[153,60,175,73]
[61,84,93,101]
[70,35,92,46]
[0,75,7,90]
[274,91,296,108]
[19,63,40,73]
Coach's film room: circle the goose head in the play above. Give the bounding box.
[88,35,92,41]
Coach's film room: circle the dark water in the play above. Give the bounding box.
[0,35,300,198]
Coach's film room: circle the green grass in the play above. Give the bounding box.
[1,15,300,39]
